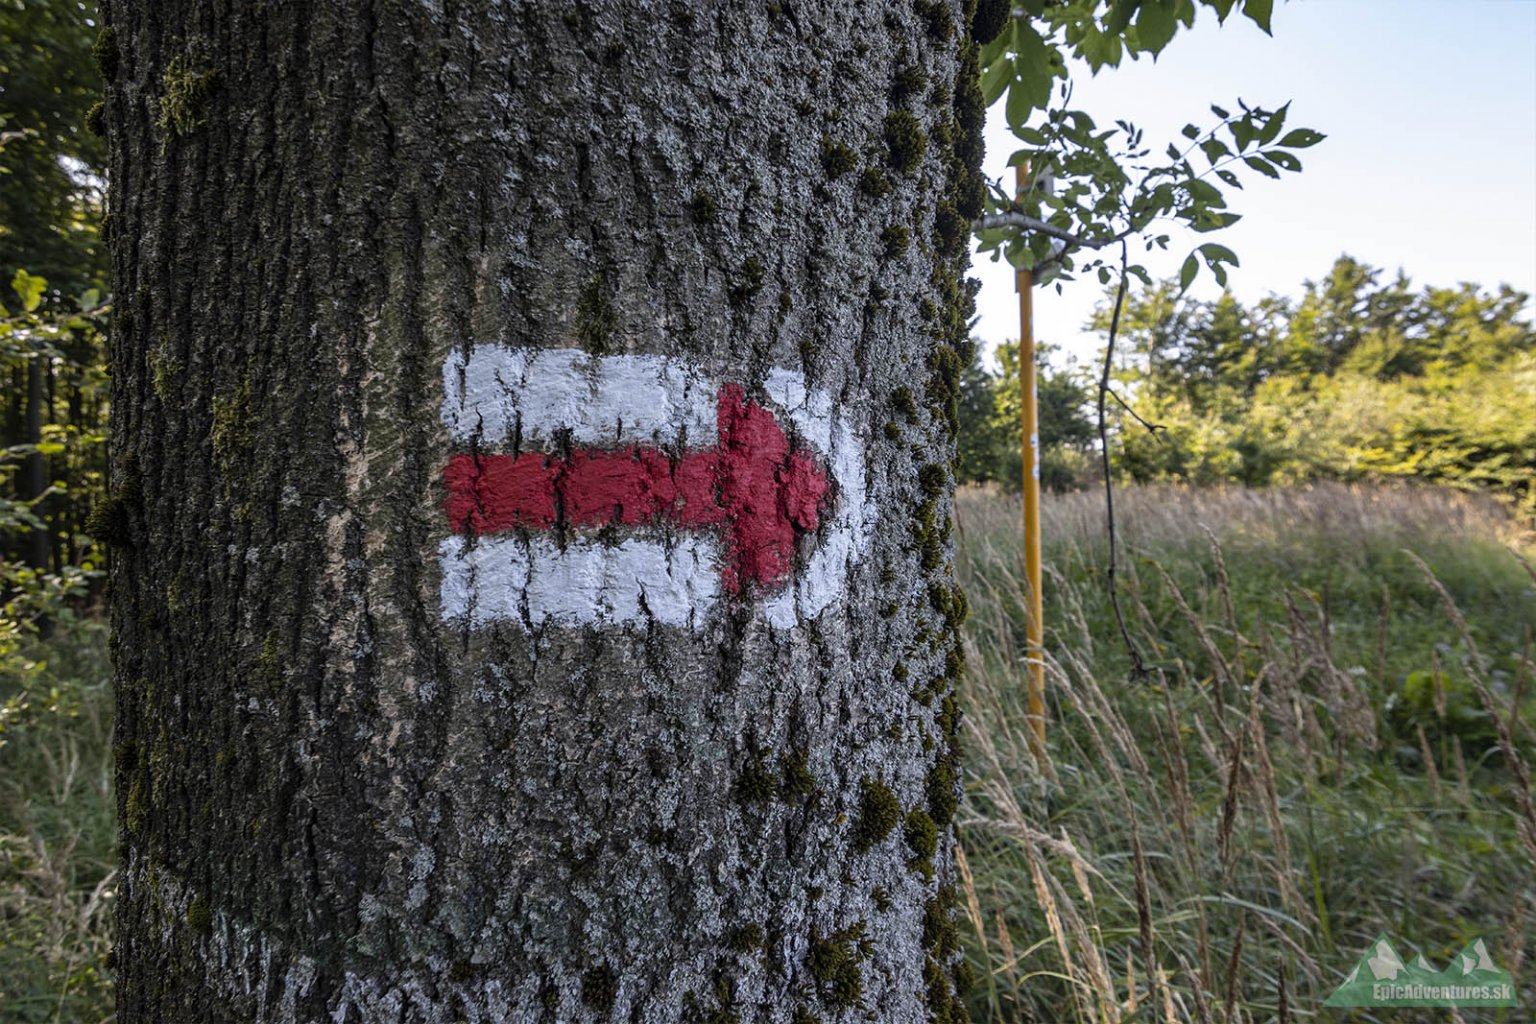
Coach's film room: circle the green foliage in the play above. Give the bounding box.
[1389,669,1500,762]
[1102,256,1536,518]
[0,1,107,294]
[1,269,111,576]
[0,1,113,600]
[154,53,217,139]
[818,136,857,178]
[956,340,1096,491]
[688,189,718,224]
[975,1,1322,290]
[806,922,867,1007]
[883,110,928,174]
[575,273,618,354]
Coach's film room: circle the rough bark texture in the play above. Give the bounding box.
[104,2,988,1020]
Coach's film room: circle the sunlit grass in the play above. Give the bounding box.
[956,482,1535,1024]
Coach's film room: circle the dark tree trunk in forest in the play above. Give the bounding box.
[103,2,990,1020]
[23,356,49,569]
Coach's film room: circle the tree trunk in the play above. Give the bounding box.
[22,354,50,569]
[103,2,989,1020]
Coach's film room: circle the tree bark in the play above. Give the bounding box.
[104,2,988,1020]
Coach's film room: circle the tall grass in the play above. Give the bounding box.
[0,617,115,1024]
[956,483,1535,1023]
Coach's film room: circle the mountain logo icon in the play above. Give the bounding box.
[1324,935,1519,1008]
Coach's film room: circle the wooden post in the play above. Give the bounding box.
[1016,162,1047,762]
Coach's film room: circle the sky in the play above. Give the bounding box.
[969,0,1536,367]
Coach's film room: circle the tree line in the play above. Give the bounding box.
[1,0,110,647]
[958,255,1535,519]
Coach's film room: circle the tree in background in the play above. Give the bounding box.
[0,0,110,577]
[0,0,107,293]
[1094,256,1536,514]
[957,342,1095,491]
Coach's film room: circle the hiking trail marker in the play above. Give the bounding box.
[438,345,873,631]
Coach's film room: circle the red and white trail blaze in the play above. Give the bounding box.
[438,346,872,630]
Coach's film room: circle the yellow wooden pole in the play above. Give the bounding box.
[1015,163,1047,763]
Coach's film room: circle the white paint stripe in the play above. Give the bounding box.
[440,534,721,631]
[442,347,717,448]
[439,345,875,631]
[761,368,876,628]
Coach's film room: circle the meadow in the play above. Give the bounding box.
[1,482,1532,1022]
[956,482,1535,1023]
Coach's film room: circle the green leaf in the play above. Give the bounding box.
[1278,128,1326,148]
[1192,211,1242,232]
[1198,242,1239,266]
[1181,124,1201,140]
[1210,103,1230,119]
[36,442,66,455]
[1198,137,1231,164]
[1078,25,1125,70]
[1103,0,1140,36]
[1135,2,1179,54]
[980,55,1012,106]
[1229,116,1255,151]
[1216,169,1242,188]
[1012,23,1057,114]
[978,18,1016,67]
[1179,252,1199,293]
[10,270,45,313]
[1006,79,1032,134]
[1257,100,1289,144]
[1268,150,1302,172]
[1242,0,1273,35]
[1185,178,1226,207]
[1243,155,1280,179]
[1206,0,1238,20]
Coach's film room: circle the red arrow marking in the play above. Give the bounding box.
[443,384,829,592]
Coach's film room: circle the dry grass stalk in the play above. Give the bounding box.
[1154,562,1236,692]
[1020,830,1087,1023]
[1217,730,1246,886]
[956,843,989,963]
[1416,723,1441,797]
[1174,949,1215,1024]
[1221,911,1247,1024]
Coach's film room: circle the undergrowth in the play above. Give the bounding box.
[0,614,114,1024]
